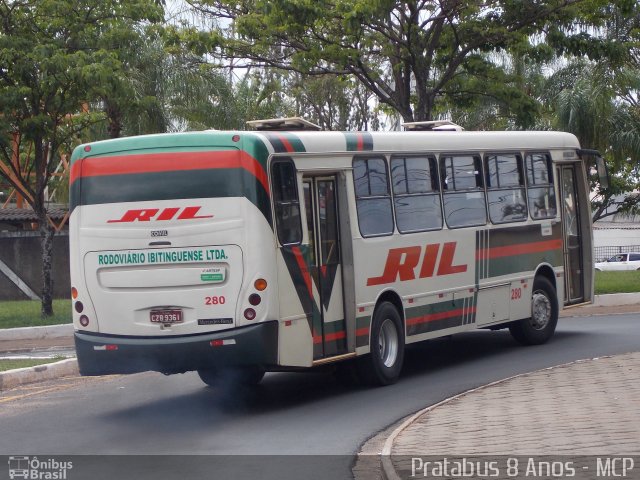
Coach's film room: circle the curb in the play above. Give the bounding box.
[378,357,605,480]
[593,292,640,307]
[0,358,78,391]
[0,324,73,341]
[0,346,75,355]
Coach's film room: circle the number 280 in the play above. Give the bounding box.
[511,288,522,300]
[205,296,226,305]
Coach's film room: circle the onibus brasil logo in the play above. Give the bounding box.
[8,456,72,479]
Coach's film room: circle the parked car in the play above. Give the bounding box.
[594,252,640,271]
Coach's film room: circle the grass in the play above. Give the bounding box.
[0,299,72,329]
[0,272,636,329]
[0,357,65,372]
[595,270,640,295]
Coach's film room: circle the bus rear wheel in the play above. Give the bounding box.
[197,366,265,388]
[356,301,404,386]
[509,276,558,345]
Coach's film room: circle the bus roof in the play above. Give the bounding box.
[71,129,581,166]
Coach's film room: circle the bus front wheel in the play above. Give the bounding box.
[357,301,404,386]
[509,276,558,345]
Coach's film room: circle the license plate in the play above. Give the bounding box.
[150,309,183,324]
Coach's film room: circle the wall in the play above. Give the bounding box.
[0,231,70,301]
[593,226,640,248]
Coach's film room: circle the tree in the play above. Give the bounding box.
[0,0,162,315]
[539,0,640,221]
[543,60,640,221]
[290,73,381,131]
[183,0,616,123]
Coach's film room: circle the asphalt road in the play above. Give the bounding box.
[1,313,639,480]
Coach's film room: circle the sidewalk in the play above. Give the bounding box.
[353,301,640,480]
[353,352,640,480]
[390,352,640,456]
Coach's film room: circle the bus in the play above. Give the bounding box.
[69,118,605,386]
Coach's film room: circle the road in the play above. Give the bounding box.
[0,314,638,480]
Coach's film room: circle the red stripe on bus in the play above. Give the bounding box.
[357,134,364,151]
[70,150,270,194]
[292,246,313,299]
[355,327,369,337]
[274,133,294,152]
[326,331,346,342]
[406,307,476,326]
[479,239,562,260]
[313,331,346,344]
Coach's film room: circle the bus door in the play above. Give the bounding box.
[303,176,348,359]
[559,165,584,303]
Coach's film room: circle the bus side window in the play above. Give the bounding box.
[485,153,527,224]
[390,155,442,233]
[440,154,487,228]
[271,160,302,245]
[353,157,394,237]
[525,153,556,220]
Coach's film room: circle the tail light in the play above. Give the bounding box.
[248,294,261,306]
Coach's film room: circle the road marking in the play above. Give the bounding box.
[0,375,122,404]
[0,384,76,403]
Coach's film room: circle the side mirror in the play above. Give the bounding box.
[578,149,610,190]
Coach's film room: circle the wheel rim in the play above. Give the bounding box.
[378,318,399,368]
[530,289,552,330]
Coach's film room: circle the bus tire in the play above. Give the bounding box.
[197,366,265,387]
[357,301,404,386]
[509,276,558,345]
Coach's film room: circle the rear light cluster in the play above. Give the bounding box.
[244,278,267,320]
[72,286,90,327]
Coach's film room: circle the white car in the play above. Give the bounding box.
[595,252,640,271]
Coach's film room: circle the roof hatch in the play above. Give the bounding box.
[246,117,322,131]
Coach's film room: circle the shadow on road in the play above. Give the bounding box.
[98,327,590,433]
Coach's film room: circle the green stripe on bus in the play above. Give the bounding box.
[241,136,270,171]
[70,132,243,166]
[321,319,348,356]
[483,250,563,278]
[356,315,371,347]
[70,168,272,224]
[344,132,373,151]
[323,320,345,334]
[262,132,306,153]
[405,298,473,336]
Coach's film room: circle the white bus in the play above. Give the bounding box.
[69,119,604,386]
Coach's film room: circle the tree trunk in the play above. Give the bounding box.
[38,216,56,317]
[105,97,123,139]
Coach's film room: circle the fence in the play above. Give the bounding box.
[594,245,640,263]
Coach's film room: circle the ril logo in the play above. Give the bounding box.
[367,242,467,286]
[107,206,213,223]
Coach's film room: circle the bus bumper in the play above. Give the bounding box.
[74,321,279,376]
